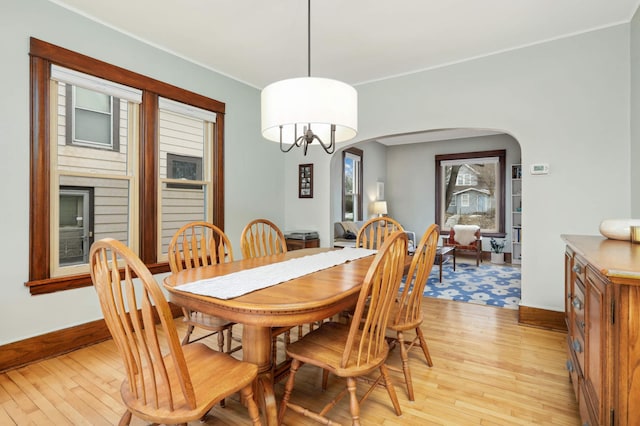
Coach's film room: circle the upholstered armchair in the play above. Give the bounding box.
[443,224,482,266]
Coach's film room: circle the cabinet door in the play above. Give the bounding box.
[564,249,573,330]
[616,284,640,425]
[584,267,608,425]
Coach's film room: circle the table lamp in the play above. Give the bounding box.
[373,201,388,217]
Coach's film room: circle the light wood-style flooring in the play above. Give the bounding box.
[0,298,579,425]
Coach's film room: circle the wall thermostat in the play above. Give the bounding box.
[530,163,549,175]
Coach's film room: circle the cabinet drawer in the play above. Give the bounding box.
[570,319,586,376]
[572,280,586,338]
[566,337,580,399]
[572,254,587,284]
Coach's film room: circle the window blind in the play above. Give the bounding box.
[159,97,216,122]
[51,65,142,103]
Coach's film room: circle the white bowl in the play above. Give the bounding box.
[599,219,640,240]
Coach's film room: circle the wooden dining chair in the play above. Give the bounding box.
[278,231,408,425]
[387,223,440,401]
[240,218,288,259]
[168,221,239,352]
[356,216,405,250]
[89,238,261,426]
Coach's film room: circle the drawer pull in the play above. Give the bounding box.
[572,298,583,310]
[572,339,583,353]
[573,264,582,274]
[565,360,574,373]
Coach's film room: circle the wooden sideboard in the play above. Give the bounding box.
[562,235,640,426]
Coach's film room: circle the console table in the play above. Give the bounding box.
[285,238,320,251]
[434,246,455,282]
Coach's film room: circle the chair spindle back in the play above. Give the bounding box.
[240,218,288,259]
[356,217,405,250]
[394,224,440,326]
[343,231,408,368]
[90,238,195,412]
[168,221,234,273]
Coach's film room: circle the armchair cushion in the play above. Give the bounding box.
[450,225,481,246]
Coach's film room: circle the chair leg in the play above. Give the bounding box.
[271,333,278,375]
[397,330,414,401]
[346,377,362,426]
[415,327,433,367]
[181,324,194,346]
[322,369,330,390]
[118,410,132,426]
[216,328,225,352]
[226,327,232,353]
[239,384,262,426]
[279,358,302,423]
[379,364,402,416]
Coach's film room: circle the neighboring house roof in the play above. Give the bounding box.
[453,188,490,196]
[459,164,480,175]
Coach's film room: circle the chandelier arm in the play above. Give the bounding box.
[311,124,336,154]
[278,125,297,153]
[279,140,297,153]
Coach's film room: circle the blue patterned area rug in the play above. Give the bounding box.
[422,263,521,309]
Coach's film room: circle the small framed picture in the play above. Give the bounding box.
[298,163,313,198]
[376,181,385,201]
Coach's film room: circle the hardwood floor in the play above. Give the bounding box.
[0,298,579,425]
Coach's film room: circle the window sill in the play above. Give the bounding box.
[25,262,171,295]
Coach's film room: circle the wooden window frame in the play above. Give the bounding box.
[27,38,225,295]
[434,149,506,237]
[342,147,363,221]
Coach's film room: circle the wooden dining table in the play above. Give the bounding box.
[162,247,376,426]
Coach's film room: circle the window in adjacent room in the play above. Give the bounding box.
[435,150,506,235]
[28,38,225,295]
[342,147,363,221]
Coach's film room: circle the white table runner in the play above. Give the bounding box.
[175,247,377,299]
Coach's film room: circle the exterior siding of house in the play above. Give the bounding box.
[56,83,208,261]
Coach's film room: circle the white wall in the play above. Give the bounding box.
[631,7,640,217]
[0,0,283,344]
[318,24,631,312]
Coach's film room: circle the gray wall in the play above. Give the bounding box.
[323,24,632,312]
[0,0,283,344]
[632,7,640,217]
[1,0,638,345]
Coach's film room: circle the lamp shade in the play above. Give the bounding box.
[261,77,358,145]
[373,201,388,215]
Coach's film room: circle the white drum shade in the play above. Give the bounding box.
[261,77,357,145]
